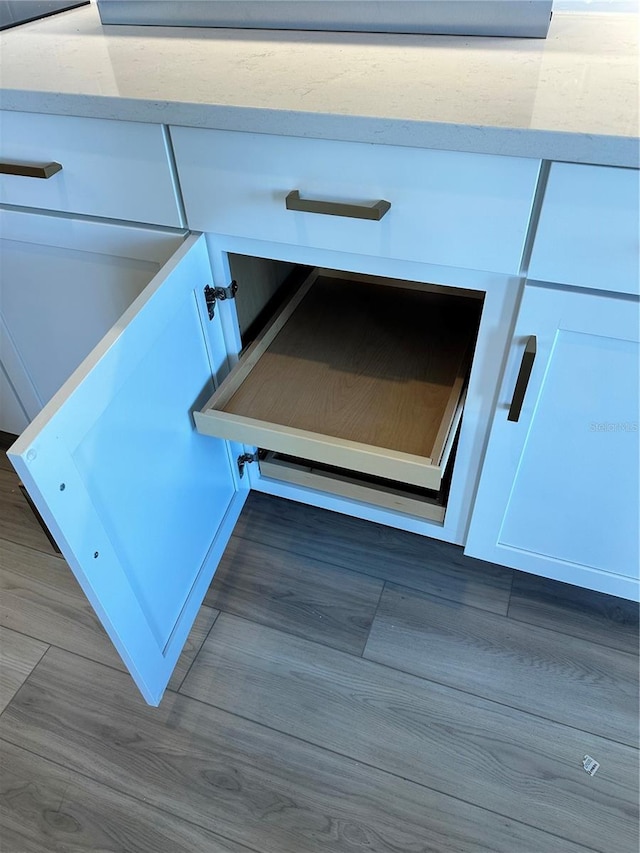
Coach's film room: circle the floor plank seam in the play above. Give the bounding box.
[2,448,638,852]
[0,634,225,700]
[4,610,637,758]
[166,690,615,853]
[0,643,51,720]
[209,604,379,662]
[0,623,52,649]
[182,608,640,752]
[2,543,637,748]
[0,736,267,853]
[505,568,516,616]
[503,611,640,656]
[0,530,62,560]
[354,654,639,750]
[0,632,133,684]
[6,517,636,656]
[0,615,100,659]
[229,529,508,616]
[170,608,222,694]
[377,580,640,656]
[0,622,61,656]
[359,580,387,658]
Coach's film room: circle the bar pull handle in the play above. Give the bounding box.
[0,160,62,179]
[285,190,390,221]
[508,335,537,422]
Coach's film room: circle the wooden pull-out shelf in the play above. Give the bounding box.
[259,451,448,523]
[195,270,480,491]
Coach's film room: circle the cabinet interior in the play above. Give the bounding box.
[216,254,484,521]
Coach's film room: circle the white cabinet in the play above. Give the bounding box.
[170,127,539,546]
[5,113,639,708]
[466,161,640,601]
[4,179,524,705]
[466,284,639,599]
[0,111,184,227]
[170,128,541,275]
[528,163,639,296]
[0,109,186,436]
[8,234,248,704]
[0,209,186,433]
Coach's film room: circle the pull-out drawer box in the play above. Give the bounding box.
[195,269,482,498]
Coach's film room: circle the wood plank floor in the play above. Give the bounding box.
[0,447,638,852]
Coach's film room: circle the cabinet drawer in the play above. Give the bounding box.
[0,112,183,227]
[259,451,447,523]
[529,163,640,295]
[170,127,540,275]
[195,269,482,492]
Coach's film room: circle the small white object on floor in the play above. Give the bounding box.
[582,755,600,776]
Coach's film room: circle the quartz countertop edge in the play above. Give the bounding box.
[0,4,638,167]
[1,91,637,167]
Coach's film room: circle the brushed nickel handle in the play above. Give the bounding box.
[508,335,537,422]
[285,190,390,221]
[0,160,62,179]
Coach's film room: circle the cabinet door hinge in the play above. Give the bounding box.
[204,280,238,320]
[237,451,260,478]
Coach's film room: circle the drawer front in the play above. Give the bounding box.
[171,127,540,275]
[529,163,640,295]
[0,112,183,227]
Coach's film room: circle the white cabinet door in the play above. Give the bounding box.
[466,284,639,601]
[0,208,187,431]
[8,234,248,704]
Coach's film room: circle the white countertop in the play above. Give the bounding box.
[0,3,638,165]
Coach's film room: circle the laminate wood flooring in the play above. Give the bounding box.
[1,454,638,853]
[204,533,384,654]
[508,571,640,654]
[233,491,514,614]
[181,612,639,851]
[0,465,58,556]
[0,648,595,853]
[0,626,47,714]
[2,740,259,853]
[364,584,639,746]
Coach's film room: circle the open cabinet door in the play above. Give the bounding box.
[8,234,247,704]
